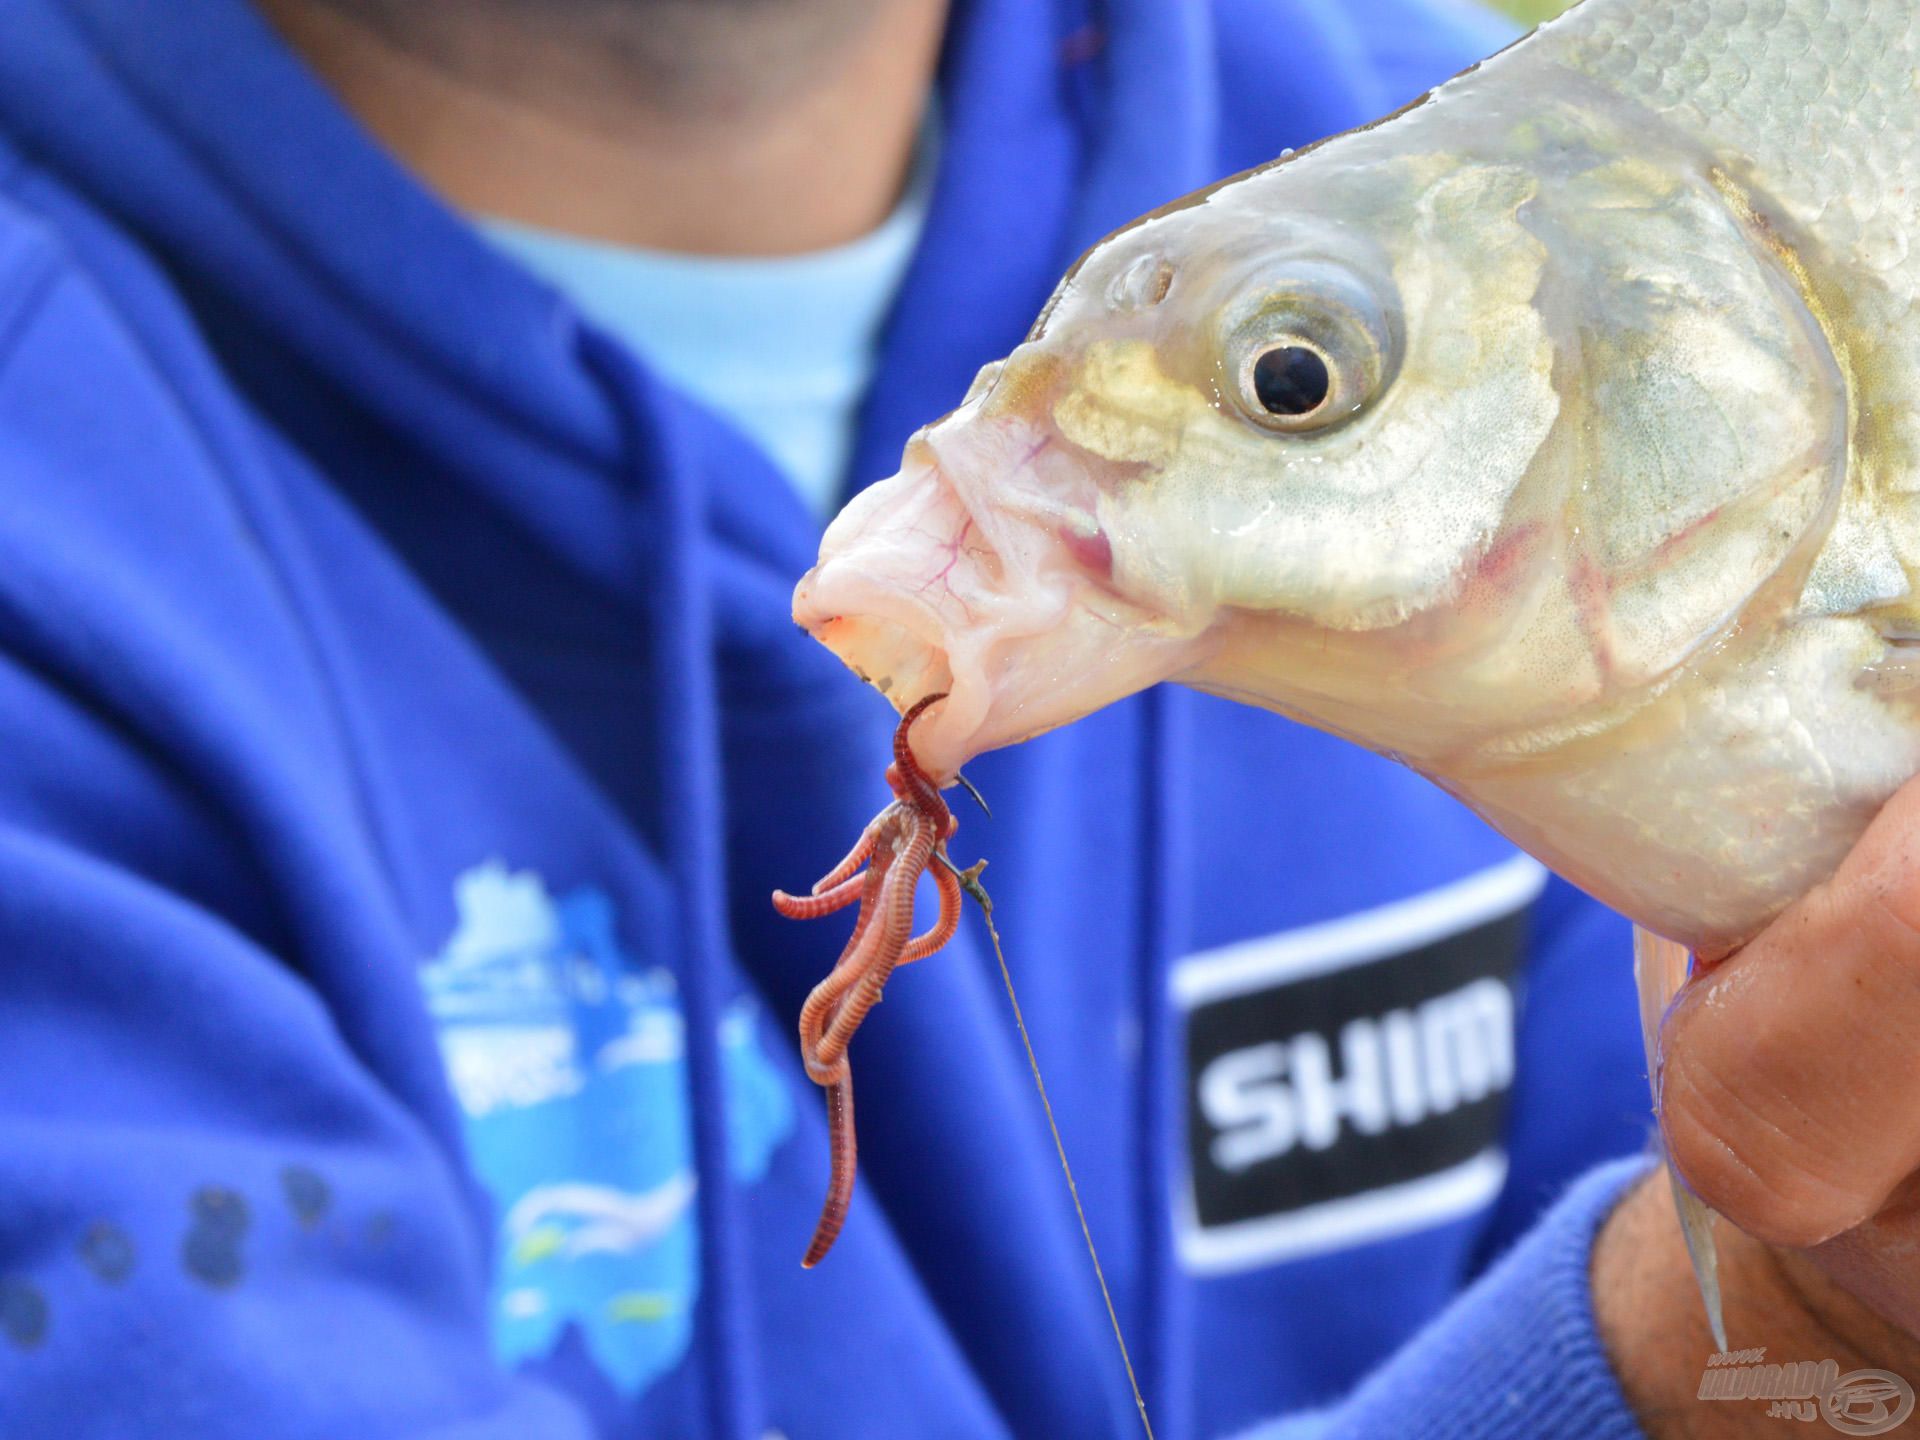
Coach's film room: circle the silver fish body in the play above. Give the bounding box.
[795,0,1920,958]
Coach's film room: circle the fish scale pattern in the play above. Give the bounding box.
[1545,0,1920,296]
[1541,0,1920,527]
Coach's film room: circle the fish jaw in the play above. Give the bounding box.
[793,405,1219,779]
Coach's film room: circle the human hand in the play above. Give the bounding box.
[1595,776,1920,1437]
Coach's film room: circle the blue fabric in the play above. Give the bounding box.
[0,1,1650,1438]
[476,111,937,520]
[1236,1159,1652,1440]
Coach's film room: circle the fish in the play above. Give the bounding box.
[792,0,1920,1344]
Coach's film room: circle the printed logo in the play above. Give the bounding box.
[1174,855,1544,1272]
[422,861,794,1398]
[1699,1349,1916,1434]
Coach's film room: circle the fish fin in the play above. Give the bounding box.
[1633,924,1729,1353]
[1668,1163,1729,1354]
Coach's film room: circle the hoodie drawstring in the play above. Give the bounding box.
[1138,685,1196,1440]
[578,327,763,1440]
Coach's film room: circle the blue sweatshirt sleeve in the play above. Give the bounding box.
[1479,878,1650,1265]
[1236,1159,1653,1440]
[0,196,594,1436]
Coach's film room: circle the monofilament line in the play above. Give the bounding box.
[949,858,1156,1440]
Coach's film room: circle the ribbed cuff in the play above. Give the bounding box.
[1240,1157,1654,1440]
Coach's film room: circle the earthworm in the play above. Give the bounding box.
[771,694,965,1268]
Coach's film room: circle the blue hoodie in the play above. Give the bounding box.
[0,1,1655,1437]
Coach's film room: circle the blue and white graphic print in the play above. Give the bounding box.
[421,861,794,1397]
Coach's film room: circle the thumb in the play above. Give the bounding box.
[1660,775,1920,1249]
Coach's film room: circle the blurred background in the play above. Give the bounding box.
[1488,0,1578,20]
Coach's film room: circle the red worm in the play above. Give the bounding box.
[772,694,968,1268]
[803,1079,858,1269]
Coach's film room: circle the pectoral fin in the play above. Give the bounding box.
[1633,925,1728,1352]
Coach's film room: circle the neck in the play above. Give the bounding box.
[256,0,948,255]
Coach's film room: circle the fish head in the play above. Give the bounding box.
[798,79,1845,782]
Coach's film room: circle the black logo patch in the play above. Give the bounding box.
[1175,857,1541,1272]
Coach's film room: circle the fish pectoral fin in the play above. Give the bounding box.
[1633,924,1729,1353]
[1668,1166,1728,1354]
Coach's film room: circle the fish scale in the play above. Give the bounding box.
[1555,0,1920,266]
[1554,2,1920,507]
[1551,0,1920,295]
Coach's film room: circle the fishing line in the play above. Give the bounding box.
[945,857,1156,1440]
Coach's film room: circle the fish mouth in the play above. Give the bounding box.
[794,414,1216,778]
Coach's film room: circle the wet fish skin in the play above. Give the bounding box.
[794,0,1920,957]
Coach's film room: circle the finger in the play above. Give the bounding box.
[1660,773,1920,1249]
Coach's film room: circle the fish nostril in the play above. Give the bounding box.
[1109,253,1174,312]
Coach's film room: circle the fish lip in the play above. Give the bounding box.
[794,454,1041,778]
[794,570,996,777]
[795,421,1219,778]
[807,423,1183,765]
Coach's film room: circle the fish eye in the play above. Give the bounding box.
[1224,268,1394,436]
[1249,343,1332,418]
